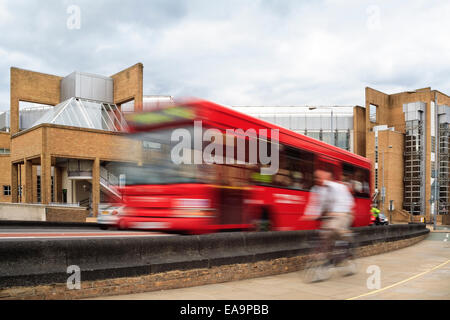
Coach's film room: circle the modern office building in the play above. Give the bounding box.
[231,106,355,152]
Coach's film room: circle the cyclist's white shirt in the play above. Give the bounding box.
[305,181,354,216]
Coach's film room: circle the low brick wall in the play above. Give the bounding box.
[0,233,428,300]
[0,224,429,300]
[442,215,450,226]
[45,207,89,223]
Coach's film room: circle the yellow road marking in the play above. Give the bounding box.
[346,259,450,300]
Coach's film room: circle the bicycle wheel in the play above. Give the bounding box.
[337,258,358,277]
[302,255,332,283]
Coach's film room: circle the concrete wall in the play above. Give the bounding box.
[0,203,88,222]
[0,224,429,297]
[0,203,46,221]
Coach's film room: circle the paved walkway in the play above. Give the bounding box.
[94,230,450,300]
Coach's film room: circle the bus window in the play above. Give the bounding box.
[254,145,314,191]
[354,167,370,198]
[316,158,340,181]
[343,163,370,198]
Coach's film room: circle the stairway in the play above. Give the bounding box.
[392,209,411,223]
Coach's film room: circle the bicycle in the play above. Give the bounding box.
[302,218,358,283]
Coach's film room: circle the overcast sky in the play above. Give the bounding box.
[0,0,450,111]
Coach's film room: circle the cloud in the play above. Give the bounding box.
[0,0,450,111]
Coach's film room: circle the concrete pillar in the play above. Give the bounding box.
[24,159,33,203]
[11,163,18,203]
[40,154,52,205]
[10,96,19,135]
[92,158,100,217]
[54,166,62,203]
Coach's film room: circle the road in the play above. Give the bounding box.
[94,229,450,300]
[0,226,171,240]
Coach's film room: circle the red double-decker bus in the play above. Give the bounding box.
[110,99,372,234]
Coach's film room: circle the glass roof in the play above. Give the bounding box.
[31,98,127,132]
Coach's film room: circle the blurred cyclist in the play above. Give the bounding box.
[302,167,355,271]
[371,206,381,225]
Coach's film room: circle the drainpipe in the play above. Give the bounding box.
[434,93,439,231]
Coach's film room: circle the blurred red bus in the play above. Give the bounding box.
[110,99,372,234]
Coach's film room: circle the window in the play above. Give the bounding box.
[343,163,371,198]
[369,104,378,123]
[3,185,11,196]
[252,145,315,191]
[336,131,350,151]
[120,100,135,113]
[37,176,41,203]
[322,131,335,145]
[306,131,321,141]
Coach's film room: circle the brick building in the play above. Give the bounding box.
[0,63,145,217]
[355,87,450,223]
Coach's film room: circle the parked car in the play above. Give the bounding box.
[370,212,389,226]
[378,213,389,225]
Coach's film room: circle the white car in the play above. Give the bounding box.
[97,204,124,229]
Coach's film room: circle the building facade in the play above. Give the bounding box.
[231,106,355,152]
[360,87,450,223]
[1,63,144,216]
